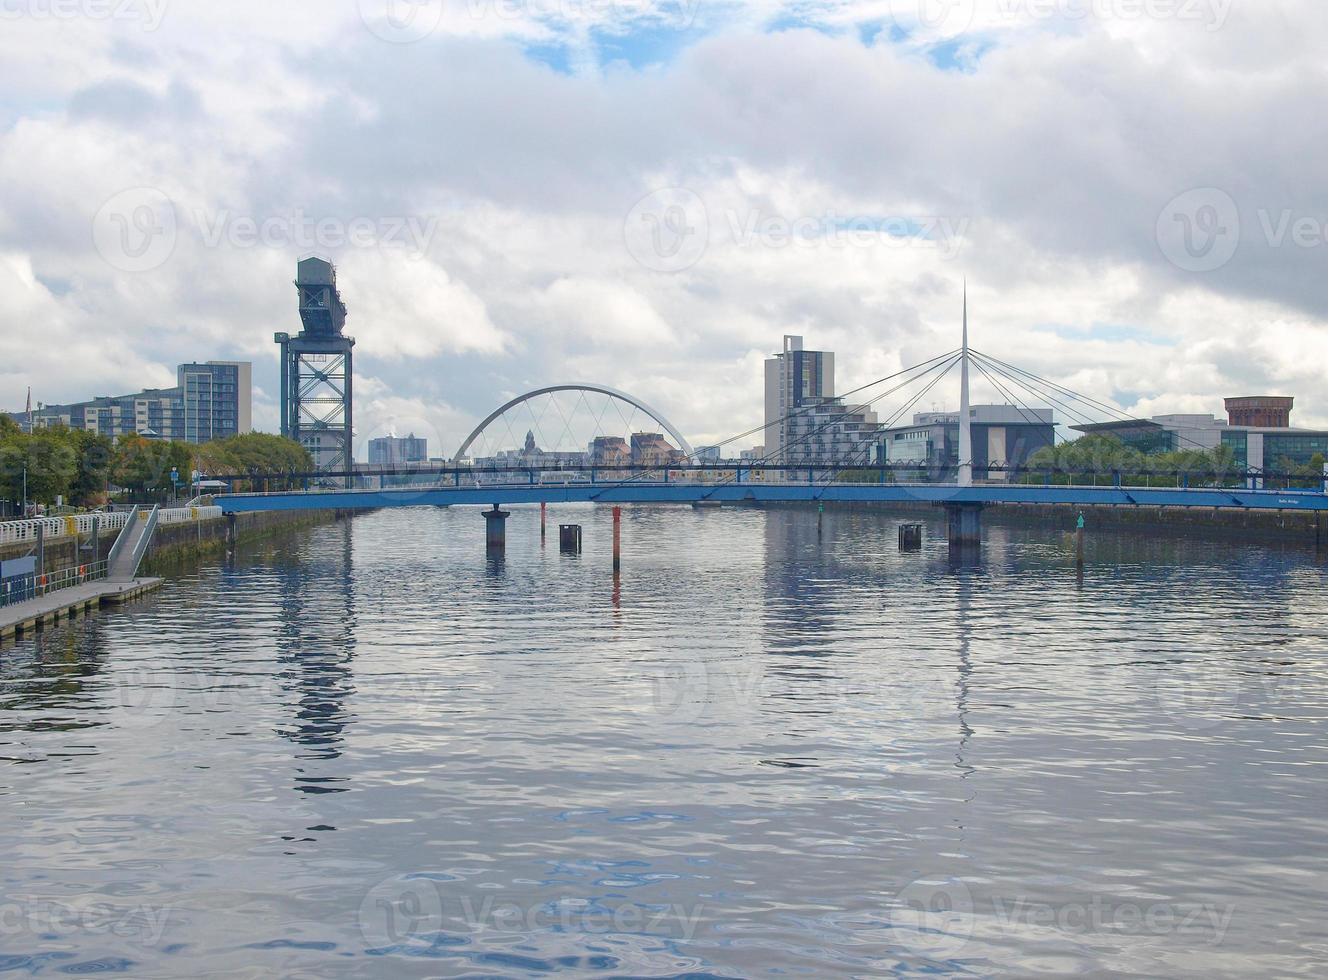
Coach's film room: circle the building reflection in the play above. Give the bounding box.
[271,516,357,794]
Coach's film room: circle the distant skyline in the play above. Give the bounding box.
[3,1,1325,459]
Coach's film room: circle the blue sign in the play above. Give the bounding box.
[1,556,36,580]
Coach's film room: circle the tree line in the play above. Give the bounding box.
[0,416,312,511]
[1022,434,1327,489]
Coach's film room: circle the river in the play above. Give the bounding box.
[2,505,1326,977]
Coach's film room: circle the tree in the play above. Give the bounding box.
[111,434,192,494]
[195,432,312,489]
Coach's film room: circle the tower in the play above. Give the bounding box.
[958,282,972,487]
[275,257,355,483]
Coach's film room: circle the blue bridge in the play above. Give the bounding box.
[215,475,1328,514]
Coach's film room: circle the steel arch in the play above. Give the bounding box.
[455,383,694,460]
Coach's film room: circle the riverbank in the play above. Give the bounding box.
[137,508,350,575]
[760,498,1328,544]
[0,509,351,579]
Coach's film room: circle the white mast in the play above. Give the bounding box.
[958,281,973,487]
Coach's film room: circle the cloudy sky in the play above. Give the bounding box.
[1,0,1325,458]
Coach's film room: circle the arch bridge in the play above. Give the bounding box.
[453,383,694,461]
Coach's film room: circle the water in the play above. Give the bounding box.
[2,505,1327,978]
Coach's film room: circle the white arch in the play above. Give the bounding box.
[455,383,694,460]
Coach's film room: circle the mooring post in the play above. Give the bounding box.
[1076,512,1086,573]
[612,505,621,572]
[540,501,547,545]
[817,501,824,536]
[944,502,983,548]
[483,504,510,554]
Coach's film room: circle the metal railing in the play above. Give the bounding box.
[0,559,108,609]
[0,506,222,546]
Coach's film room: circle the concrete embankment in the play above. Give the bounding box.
[763,498,1328,544]
[136,508,347,574]
[0,508,350,572]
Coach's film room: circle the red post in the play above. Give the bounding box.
[612,506,621,572]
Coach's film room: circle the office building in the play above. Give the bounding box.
[15,361,252,444]
[762,334,888,466]
[879,405,1056,477]
[764,335,834,461]
[1073,395,1328,473]
[368,433,428,466]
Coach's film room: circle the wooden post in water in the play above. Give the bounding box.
[1076,512,1086,575]
[818,501,824,536]
[612,506,621,572]
[541,501,547,546]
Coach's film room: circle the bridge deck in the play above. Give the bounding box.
[214,481,1328,513]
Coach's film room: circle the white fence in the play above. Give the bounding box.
[0,507,223,546]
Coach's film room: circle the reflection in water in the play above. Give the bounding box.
[273,518,356,791]
[1,504,1327,978]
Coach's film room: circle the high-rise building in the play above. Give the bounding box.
[177,361,252,442]
[764,335,834,461]
[14,361,252,444]
[368,433,428,465]
[762,335,886,466]
[275,257,355,479]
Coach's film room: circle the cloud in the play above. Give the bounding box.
[2,1,1327,457]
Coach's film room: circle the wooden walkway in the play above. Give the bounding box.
[0,578,163,642]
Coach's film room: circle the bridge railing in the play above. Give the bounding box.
[0,506,224,546]
[207,461,1328,497]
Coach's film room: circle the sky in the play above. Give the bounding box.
[1,0,1325,459]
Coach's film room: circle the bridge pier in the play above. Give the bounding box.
[483,505,510,554]
[944,502,984,547]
